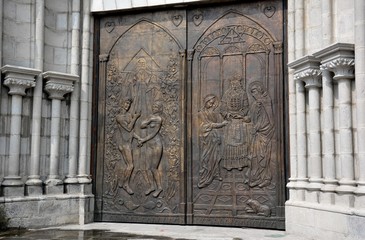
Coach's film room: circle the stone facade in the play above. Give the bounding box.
[0,0,365,239]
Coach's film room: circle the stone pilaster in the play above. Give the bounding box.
[289,56,323,202]
[43,71,78,194]
[1,65,41,197]
[313,43,355,207]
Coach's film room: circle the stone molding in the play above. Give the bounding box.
[1,65,41,96]
[43,71,79,100]
[313,42,355,80]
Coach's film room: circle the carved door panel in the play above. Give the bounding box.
[95,10,187,224]
[187,2,285,229]
[95,0,285,229]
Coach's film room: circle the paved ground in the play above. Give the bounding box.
[0,223,312,240]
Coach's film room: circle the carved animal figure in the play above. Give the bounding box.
[246,199,271,217]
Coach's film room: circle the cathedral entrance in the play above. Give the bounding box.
[93,0,286,229]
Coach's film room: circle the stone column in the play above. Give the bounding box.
[354,0,365,198]
[26,0,45,196]
[303,68,323,201]
[319,67,338,201]
[43,71,78,194]
[289,56,322,200]
[314,43,355,206]
[64,0,81,189]
[78,0,92,184]
[1,65,40,197]
[316,44,355,207]
[331,59,356,193]
[286,0,297,201]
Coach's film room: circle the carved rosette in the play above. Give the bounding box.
[294,69,322,88]
[1,65,41,96]
[323,58,355,81]
[42,71,79,100]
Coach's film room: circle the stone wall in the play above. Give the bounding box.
[0,0,94,227]
[286,0,365,239]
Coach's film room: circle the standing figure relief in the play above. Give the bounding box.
[220,74,251,175]
[248,81,274,188]
[198,94,228,188]
[116,97,141,195]
[134,101,164,198]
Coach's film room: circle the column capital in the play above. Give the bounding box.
[99,54,109,62]
[1,65,41,96]
[288,55,321,87]
[322,58,355,80]
[43,71,79,100]
[273,41,283,54]
[313,42,355,80]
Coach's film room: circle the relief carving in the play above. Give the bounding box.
[263,6,276,18]
[198,94,228,188]
[103,48,182,214]
[192,10,203,26]
[172,15,183,27]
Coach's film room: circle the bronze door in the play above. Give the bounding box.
[94,1,286,229]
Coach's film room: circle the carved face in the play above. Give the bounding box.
[205,97,216,109]
[250,86,263,100]
[122,99,132,111]
[137,58,147,70]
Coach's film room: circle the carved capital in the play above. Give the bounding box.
[324,58,355,80]
[43,71,79,100]
[179,49,186,58]
[312,43,354,80]
[99,54,109,62]
[187,49,195,61]
[273,42,283,54]
[1,65,41,96]
[289,55,321,86]
[294,69,322,88]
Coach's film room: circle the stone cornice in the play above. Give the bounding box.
[313,43,355,80]
[1,65,41,96]
[43,71,79,100]
[312,42,354,63]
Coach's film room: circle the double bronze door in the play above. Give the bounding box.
[94,0,286,229]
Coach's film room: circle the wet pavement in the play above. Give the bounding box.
[0,229,187,240]
[0,223,311,240]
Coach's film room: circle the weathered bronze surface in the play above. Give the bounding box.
[94,0,285,229]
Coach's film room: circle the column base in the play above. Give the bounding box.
[64,176,79,184]
[77,175,92,184]
[2,176,23,187]
[295,178,309,189]
[45,177,63,186]
[25,176,43,186]
[2,185,24,197]
[307,180,323,191]
[336,183,356,194]
[354,181,365,195]
[321,179,338,192]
